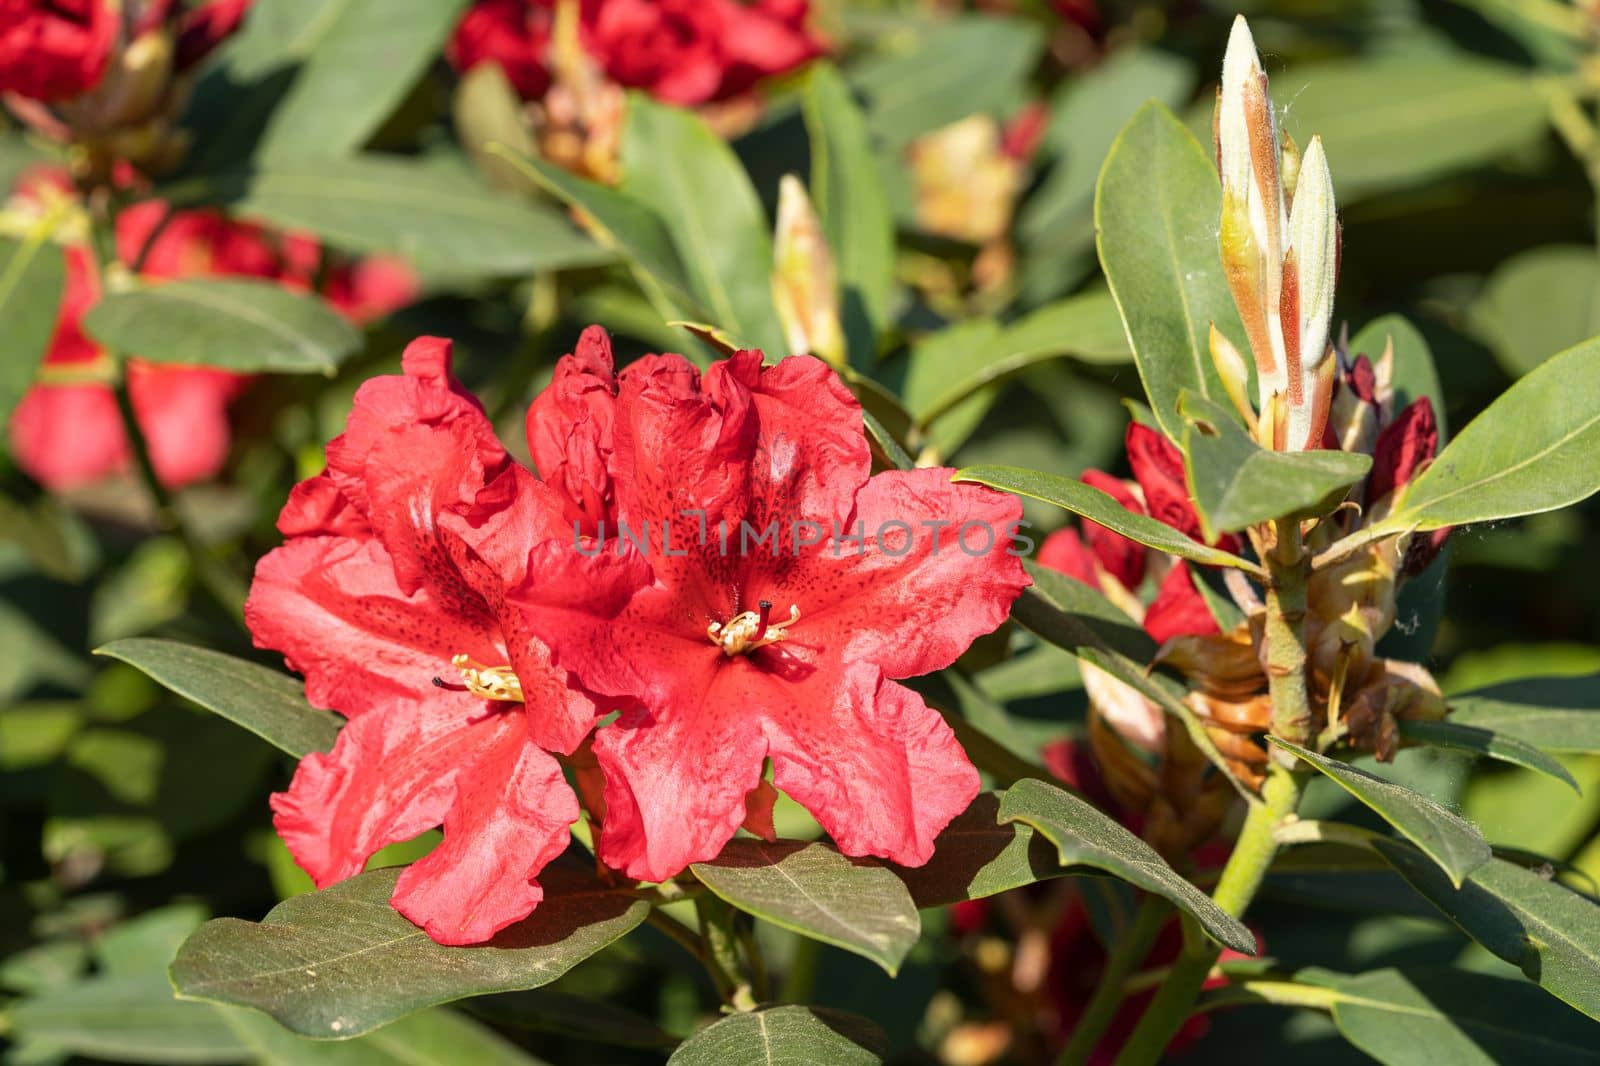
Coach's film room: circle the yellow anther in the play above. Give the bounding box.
[451,655,524,702]
[706,601,801,657]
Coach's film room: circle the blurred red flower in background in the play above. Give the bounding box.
[7,169,417,491]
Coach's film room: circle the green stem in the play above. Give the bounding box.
[1057,895,1170,1066]
[1263,518,1311,751]
[1111,766,1302,1066]
[695,896,756,1012]
[779,932,821,1004]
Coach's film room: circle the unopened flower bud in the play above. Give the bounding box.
[771,174,845,368]
[1281,136,1339,451]
[1209,323,1257,431]
[1367,397,1439,506]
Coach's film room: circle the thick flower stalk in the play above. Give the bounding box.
[512,329,1029,880]
[1215,14,1340,452]
[247,338,595,945]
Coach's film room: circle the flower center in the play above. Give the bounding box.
[447,655,524,702]
[707,599,800,657]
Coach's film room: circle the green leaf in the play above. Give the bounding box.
[852,16,1042,152]
[1449,675,1600,753]
[621,96,786,354]
[169,858,647,1037]
[1180,394,1371,539]
[0,234,65,432]
[453,62,539,195]
[1385,335,1600,531]
[8,973,251,1064]
[94,904,209,975]
[998,778,1256,953]
[252,0,471,162]
[1269,739,1491,887]
[667,1006,887,1066]
[803,64,894,352]
[954,465,1258,571]
[493,146,703,314]
[1398,719,1579,792]
[1470,246,1600,380]
[1277,58,1548,200]
[465,989,675,1049]
[215,155,611,278]
[690,840,920,976]
[221,1005,549,1066]
[910,290,1133,431]
[901,318,1005,459]
[1019,48,1196,253]
[889,792,1066,907]
[1095,102,1245,440]
[1308,968,1600,1065]
[82,278,359,376]
[1375,844,1600,1023]
[96,639,339,758]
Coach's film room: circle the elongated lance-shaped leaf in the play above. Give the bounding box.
[1180,393,1371,539]
[97,639,339,757]
[1398,719,1579,792]
[1095,102,1246,440]
[1269,739,1491,887]
[1376,843,1600,1023]
[83,279,360,376]
[621,95,787,354]
[999,778,1256,952]
[1379,335,1600,531]
[954,465,1260,573]
[0,234,65,433]
[1447,675,1600,753]
[691,841,921,976]
[889,793,1067,907]
[169,860,646,1037]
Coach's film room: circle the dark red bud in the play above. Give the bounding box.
[1368,397,1438,503]
[1401,527,1451,579]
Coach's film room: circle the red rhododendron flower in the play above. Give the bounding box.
[1078,468,1146,590]
[248,338,597,945]
[1143,563,1221,644]
[511,330,1027,880]
[449,0,823,107]
[8,173,417,491]
[0,0,117,102]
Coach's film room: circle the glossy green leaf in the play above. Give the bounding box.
[453,62,539,195]
[1304,968,1600,1065]
[1376,844,1600,1022]
[1277,58,1548,200]
[889,793,1065,907]
[170,859,647,1037]
[954,465,1257,570]
[852,16,1042,151]
[998,778,1256,952]
[1001,288,1134,365]
[1398,719,1579,792]
[621,96,786,354]
[1181,394,1371,539]
[1095,102,1244,440]
[1269,739,1491,887]
[1449,675,1600,753]
[253,0,471,162]
[1383,336,1600,531]
[96,639,339,758]
[691,840,920,976]
[1471,246,1600,380]
[9,973,251,1064]
[901,318,1005,460]
[667,1006,887,1066]
[83,279,359,376]
[217,155,611,277]
[0,234,65,432]
[803,64,894,350]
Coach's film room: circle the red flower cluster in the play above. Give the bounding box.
[250,327,1028,942]
[8,170,417,490]
[1038,424,1233,644]
[449,0,823,106]
[0,0,251,103]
